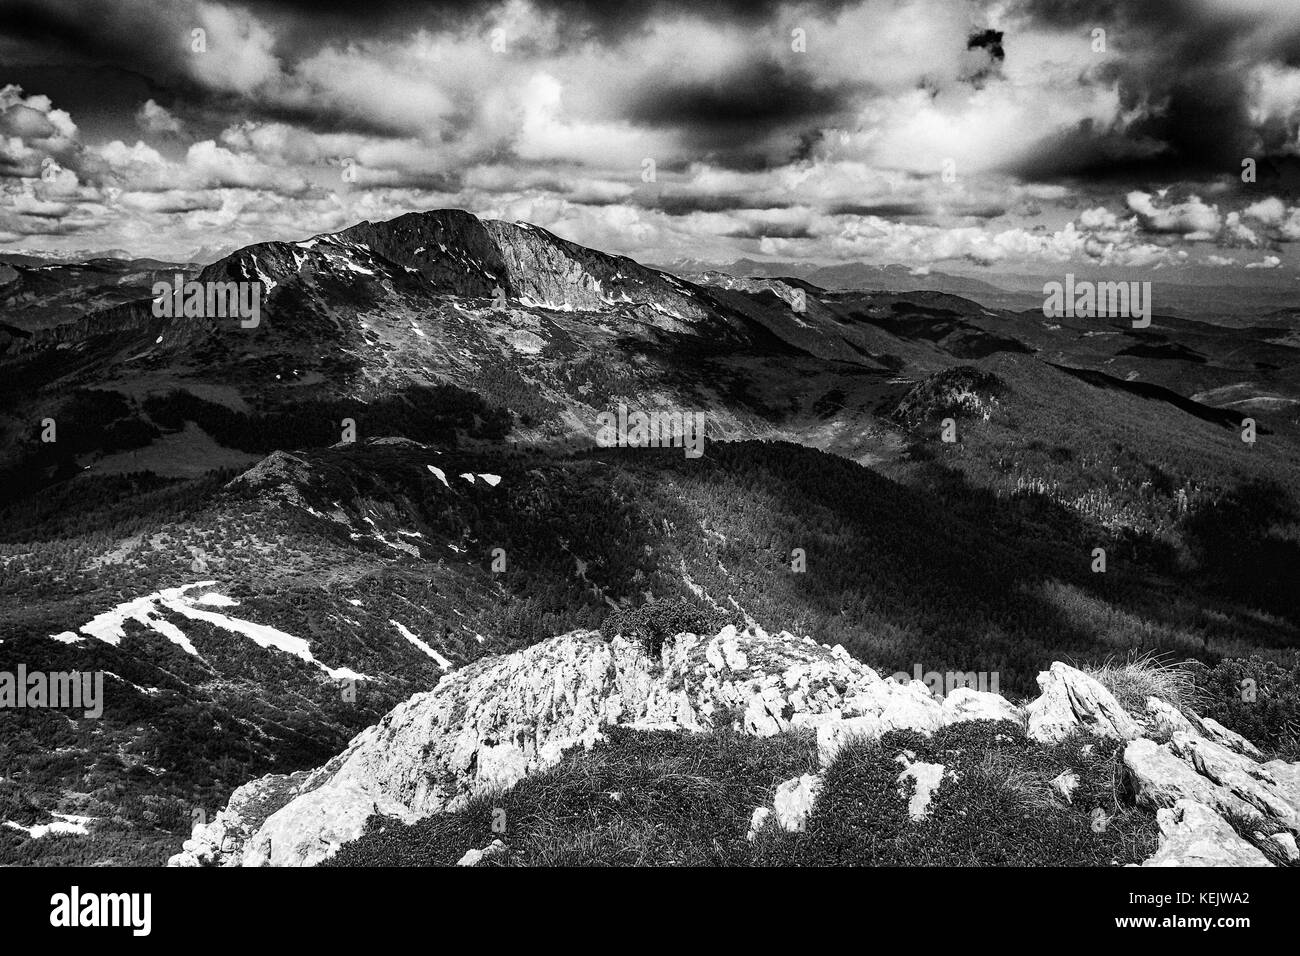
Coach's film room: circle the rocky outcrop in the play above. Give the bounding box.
[176,624,1036,867]
[1145,696,1263,757]
[1124,732,1300,837]
[1026,662,1141,743]
[167,770,309,867]
[1141,800,1272,867]
[174,623,1286,869]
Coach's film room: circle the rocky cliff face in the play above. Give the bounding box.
[168,623,1299,868]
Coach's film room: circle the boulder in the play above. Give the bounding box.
[940,687,1026,728]
[772,774,822,832]
[1143,800,1272,867]
[1026,662,1141,743]
[1268,832,1299,862]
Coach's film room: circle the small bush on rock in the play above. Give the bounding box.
[600,599,738,657]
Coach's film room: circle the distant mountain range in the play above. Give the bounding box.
[665,257,1300,321]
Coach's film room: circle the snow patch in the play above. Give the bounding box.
[389,620,453,670]
[51,582,368,680]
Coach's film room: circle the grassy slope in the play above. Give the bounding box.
[324,720,1163,867]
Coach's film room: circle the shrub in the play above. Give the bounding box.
[1186,656,1300,759]
[600,599,737,656]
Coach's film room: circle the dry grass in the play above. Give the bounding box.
[1081,651,1203,714]
[968,750,1061,812]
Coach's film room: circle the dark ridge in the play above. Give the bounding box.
[1049,363,1259,430]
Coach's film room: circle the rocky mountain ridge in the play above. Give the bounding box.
[168,624,1300,868]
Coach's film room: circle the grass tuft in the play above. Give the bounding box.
[1081,651,1202,714]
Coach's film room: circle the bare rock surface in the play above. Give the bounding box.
[772,774,822,832]
[1026,662,1141,743]
[1142,800,1272,867]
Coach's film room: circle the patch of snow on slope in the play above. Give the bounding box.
[166,592,369,681]
[4,813,94,839]
[72,587,202,656]
[389,620,452,670]
[477,473,501,487]
[51,582,368,680]
[427,465,449,487]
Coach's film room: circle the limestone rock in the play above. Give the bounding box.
[1200,717,1264,759]
[229,625,936,866]
[1145,697,1263,759]
[772,774,822,832]
[897,760,947,821]
[456,838,505,867]
[940,687,1025,728]
[1263,759,1300,814]
[1144,697,1197,739]
[811,715,882,768]
[1124,738,1258,820]
[1143,800,1272,867]
[1268,832,1299,862]
[190,621,1270,868]
[165,770,309,868]
[1026,662,1141,743]
[1167,732,1298,830]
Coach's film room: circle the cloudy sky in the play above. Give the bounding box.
[4,0,1300,280]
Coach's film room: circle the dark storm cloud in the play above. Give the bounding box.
[829,201,934,217]
[631,60,846,131]
[967,29,1004,60]
[1008,0,1300,193]
[721,221,813,239]
[627,58,852,167]
[0,1,181,76]
[637,194,795,216]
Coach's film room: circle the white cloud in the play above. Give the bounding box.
[136,100,183,135]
